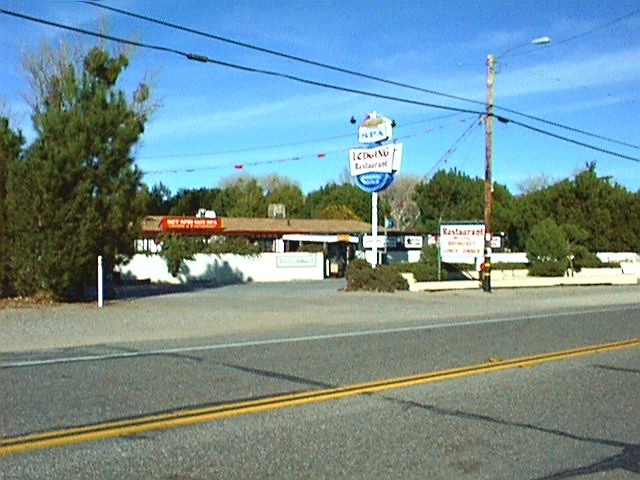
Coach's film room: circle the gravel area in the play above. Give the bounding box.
[1,280,638,353]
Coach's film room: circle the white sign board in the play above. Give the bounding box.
[358,116,394,144]
[439,224,485,264]
[276,253,318,268]
[349,143,403,176]
[363,235,392,249]
[404,236,423,249]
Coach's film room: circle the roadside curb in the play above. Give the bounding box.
[406,271,638,292]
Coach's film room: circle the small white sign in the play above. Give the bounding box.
[276,253,317,268]
[358,116,394,144]
[363,235,388,249]
[404,236,423,249]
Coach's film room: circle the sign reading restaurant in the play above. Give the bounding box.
[349,143,403,175]
[439,223,485,263]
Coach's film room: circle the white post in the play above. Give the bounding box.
[97,255,104,308]
[371,191,378,267]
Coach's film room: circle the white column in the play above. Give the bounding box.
[371,191,378,267]
[97,255,104,308]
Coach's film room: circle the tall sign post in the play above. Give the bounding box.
[349,112,402,267]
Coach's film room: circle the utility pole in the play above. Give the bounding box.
[481,37,550,293]
[483,53,495,292]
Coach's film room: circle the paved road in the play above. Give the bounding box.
[1,282,638,479]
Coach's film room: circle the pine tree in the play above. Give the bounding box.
[0,117,25,296]
[6,44,152,300]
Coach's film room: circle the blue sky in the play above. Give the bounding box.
[1,0,639,196]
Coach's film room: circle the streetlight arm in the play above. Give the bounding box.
[497,36,552,57]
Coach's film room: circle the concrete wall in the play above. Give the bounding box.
[117,252,325,284]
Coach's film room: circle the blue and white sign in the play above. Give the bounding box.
[349,143,403,193]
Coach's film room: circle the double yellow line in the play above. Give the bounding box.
[2,338,637,455]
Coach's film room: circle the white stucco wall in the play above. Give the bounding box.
[117,252,325,284]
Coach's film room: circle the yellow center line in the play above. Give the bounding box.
[2,338,637,455]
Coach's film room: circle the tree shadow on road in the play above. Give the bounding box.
[382,387,639,478]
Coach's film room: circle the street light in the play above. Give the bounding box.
[482,36,551,293]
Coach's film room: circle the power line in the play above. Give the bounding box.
[139,113,465,161]
[551,7,640,48]
[506,118,640,164]
[139,132,353,160]
[83,0,639,151]
[422,119,481,181]
[1,7,638,165]
[143,117,479,175]
[0,7,481,116]
[493,107,639,151]
[82,0,483,108]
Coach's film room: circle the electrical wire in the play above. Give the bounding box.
[1,7,638,165]
[142,117,478,175]
[139,113,464,161]
[82,0,484,108]
[0,7,481,116]
[506,119,640,163]
[83,0,639,151]
[422,119,481,181]
[550,7,640,48]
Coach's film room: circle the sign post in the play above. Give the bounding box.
[349,112,402,267]
[97,255,104,308]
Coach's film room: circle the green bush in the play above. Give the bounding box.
[394,261,442,281]
[344,259,409,292]
[204,236,261,256]
[492,263,528,270]
[158,234,203,277]
[570,245,600,271]
[526,218,569,277]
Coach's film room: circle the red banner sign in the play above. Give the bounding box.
[160,216,223,231]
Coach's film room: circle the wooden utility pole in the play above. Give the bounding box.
[483,54,495,292]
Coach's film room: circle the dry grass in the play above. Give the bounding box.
[0,291,58,309]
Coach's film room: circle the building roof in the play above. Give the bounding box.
[141,215,373,237]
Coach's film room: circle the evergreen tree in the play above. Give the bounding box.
[526,217,569,276]
[264,182,305,218]
[511,165,639,252]
[6,44,152,300]
[168,187,224,216]
[142,183,173,215]
[304,182,370,222]
[413,169,513,233]
[218,176,267,217]
[0,117,25,296]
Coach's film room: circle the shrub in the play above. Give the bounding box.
[344,259,409,292]
[158,234,203,277]
[526,218,569,277]
[570,245,600,272]
[396,261,442,281]
[205,236,261,256]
